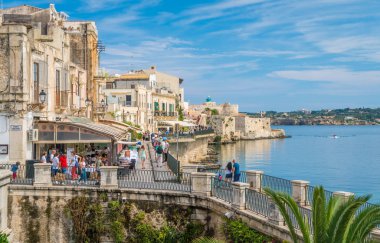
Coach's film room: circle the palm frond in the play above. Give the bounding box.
[281,195,311,243]
[312,186,327,243]
[346,204,380,242]
[327,195,370,243]
[264,188,301,243]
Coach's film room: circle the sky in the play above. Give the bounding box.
[3,0,380,112]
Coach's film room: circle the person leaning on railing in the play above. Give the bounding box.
[232,159,241,182]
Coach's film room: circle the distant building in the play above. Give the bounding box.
[102,66,184,131]
[189,97,285,141]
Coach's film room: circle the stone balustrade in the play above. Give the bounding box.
[1,166,380,242]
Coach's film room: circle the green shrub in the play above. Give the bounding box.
[192,237,223,243]
[213,136,222,142]
[110,221,125,243]
[180,221,205,242]
[134,223,159,243]
[0,233,9,243]
[224,218,272,243]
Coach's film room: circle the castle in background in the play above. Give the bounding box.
[188,97,285,142]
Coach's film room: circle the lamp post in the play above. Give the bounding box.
[100,99,107,119]
[85,97,92,119]
[39,90,47,104]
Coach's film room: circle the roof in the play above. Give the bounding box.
[0,5,44,14]
[99,119,142,132]
[117,73,149,80]
[159,120,197,127]
[38,118,130,141]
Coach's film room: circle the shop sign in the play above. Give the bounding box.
[10,125,22,131]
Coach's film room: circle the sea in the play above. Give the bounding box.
[214,125,380,202]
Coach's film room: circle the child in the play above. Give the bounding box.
[11,161,20,180]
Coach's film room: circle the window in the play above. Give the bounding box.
[154,102,159,111]
[33,63,39,103]
[162,103,166,111]
[125,95,132,106]
[56,70,61,106]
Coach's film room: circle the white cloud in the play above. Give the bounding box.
[173,0,265,25]
[269,69,380,86]
[78,0,126,12]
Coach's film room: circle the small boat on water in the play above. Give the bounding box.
[330,134,339,139]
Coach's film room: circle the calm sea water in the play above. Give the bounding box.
[214,126,380,202]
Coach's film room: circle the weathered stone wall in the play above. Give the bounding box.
[210,115,236,141]
[0,33,9,92]
[170,135,211,164]
[7,186,226,243]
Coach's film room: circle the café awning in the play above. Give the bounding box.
[158,120,197,127]
[35,120,130,144]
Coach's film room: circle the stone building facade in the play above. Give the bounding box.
[102,66,183,132]
[0,4,99,163]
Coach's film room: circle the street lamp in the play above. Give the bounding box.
[85,97,93,119]
[85,97,92,107]
[39,90,47,104]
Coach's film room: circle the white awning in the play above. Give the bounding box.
[158,120,197,127]
[116,141,137,145]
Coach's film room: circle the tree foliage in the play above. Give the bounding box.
[265,186,380,243]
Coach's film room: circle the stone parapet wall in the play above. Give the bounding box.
[7,185,296,242]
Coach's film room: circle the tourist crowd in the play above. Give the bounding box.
[39,148,110,182]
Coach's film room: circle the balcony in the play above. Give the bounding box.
[153,111,177,120]
[121,101,136,107]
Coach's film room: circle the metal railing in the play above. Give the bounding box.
[193,128,215,136]
[245,188,271,218]
[200,169,247,183]
[211,177,233,203]
[262,174,292,195]
[52,171,100,187]
[287,205,313,234]
[306,185,334,206]
[0,163,35,185]
[118,169,191,192]
[167,153,179,175]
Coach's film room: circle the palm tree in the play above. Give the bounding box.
[264,186,380,243]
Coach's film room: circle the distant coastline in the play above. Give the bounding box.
[244,107,380,126]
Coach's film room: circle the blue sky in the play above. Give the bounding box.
[4,0,380,111]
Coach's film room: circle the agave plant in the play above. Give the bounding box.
[264,186,380,243]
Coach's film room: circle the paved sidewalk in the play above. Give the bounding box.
[145,141,170,172]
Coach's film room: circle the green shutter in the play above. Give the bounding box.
[154,102,159,111]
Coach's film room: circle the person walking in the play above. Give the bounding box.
[156,144,164,168]
[52,154,60,177]
[139,145,147,169]
[162,137,169,162]
[232,159,241,182]
[225,161,233,182]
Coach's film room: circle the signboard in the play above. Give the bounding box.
[0,145,8,154]
[67,148,74,165]
[10,125,22,131]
